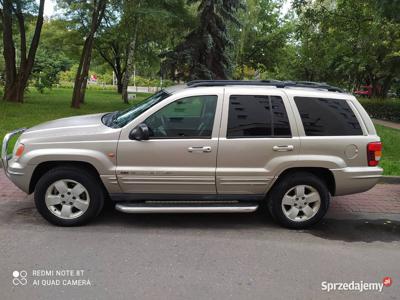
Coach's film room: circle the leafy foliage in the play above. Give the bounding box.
[359,98,400,122]
[1,0,400,101]
[162,0,244,80]
[32,49,72,93]
[291,0,400,96]
[232,0,292,79]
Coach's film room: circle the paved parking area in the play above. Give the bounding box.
[0,173,399,300]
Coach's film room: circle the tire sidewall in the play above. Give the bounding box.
[268,172,330,229]
[34,167,104,226]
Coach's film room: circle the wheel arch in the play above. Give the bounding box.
[273,167,336,196]
[29,161,105,194]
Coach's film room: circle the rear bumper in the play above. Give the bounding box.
[330,166,383,196]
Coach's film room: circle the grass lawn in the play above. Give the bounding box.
[1,88,399,176]
[0,88,151,139]
[375,124,400,176]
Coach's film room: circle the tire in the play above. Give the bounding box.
[266,172,330,229]
[34,166,105,226]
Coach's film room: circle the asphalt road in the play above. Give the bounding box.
[0,194,399,300]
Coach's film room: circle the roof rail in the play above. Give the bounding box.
[186,80,344,93]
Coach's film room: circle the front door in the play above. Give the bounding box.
[116,92,223,195]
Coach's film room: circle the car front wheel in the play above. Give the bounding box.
[34,167,104,226]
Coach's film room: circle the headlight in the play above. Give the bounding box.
[13,142,25,158]
[15,144,25,158]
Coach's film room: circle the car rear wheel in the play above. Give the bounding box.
[34,167,104,226]
[266,172,330,229]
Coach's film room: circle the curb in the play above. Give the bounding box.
[379,176,400,184]
[372,119,400,130]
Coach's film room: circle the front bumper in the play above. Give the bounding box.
[1,128,27,173]
[1,128,33,193]
[331,166,383,196]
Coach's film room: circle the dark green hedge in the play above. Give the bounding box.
[358,98,400,123]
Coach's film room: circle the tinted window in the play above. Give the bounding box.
[271,96,291,136]
[227,95,291,138]
[294,97,362,136]
[145,95,217,138]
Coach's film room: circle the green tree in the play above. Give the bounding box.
[32,49,71,93]
[57,0,108,108]
[292,0,400,96]
[39,19,83,63]
[120,0,193,102]
[95,13,128,94]
[232,0,291,79]
[373,0,400,22]
[1,0,45,102]
[162,0,243,81]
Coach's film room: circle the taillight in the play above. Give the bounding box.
[367,142,382,166]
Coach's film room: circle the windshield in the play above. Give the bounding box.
[103,90,171,128]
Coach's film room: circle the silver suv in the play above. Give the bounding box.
[1,80,383,228]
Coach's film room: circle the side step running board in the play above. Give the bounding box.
[115,202,259,214]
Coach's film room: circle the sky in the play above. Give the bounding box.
[282,1,292,14]
[43,0,56,17]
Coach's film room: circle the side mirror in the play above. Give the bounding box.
[129,123,150,141]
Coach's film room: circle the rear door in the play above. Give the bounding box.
[291,95,368,168]
[216,88,300,196]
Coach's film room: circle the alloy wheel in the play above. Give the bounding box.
[45,179,90,219]
[281,185,321,222]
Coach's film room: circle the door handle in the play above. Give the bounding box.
[273,145,294,152]
[188,146,212,153]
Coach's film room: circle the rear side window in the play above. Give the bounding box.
[227,95,291,138]
[294,97,362,136]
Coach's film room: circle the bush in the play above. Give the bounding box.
[96,73,113,85]
[128,75,175,87]
[32,50,72,93]
[358,98,400,122]
[59,64,78,83]
[86,84,116,91]
[56,82,117,91]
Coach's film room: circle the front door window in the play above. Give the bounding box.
[145,95,218,139]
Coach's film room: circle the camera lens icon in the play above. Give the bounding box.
[12,270,28,286]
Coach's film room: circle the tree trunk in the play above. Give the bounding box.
[380,76,393,99]
[117,76,123,94]
[71,0,106,108]
[71,35,93,108]
[122,19,139,104]
[79,42,93,104]
[2,0,17,102]
[115,55,125,94]
[2,0,45,102]
[371,76,380,98]
[4,79,25,103]
[97,44,125,94]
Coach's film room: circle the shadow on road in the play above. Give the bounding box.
[308,218,400,243]
[95,205,400,243]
